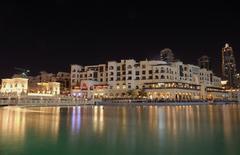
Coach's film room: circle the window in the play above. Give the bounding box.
[100,79,103,82]
[128,76,132,80]
[72,79,75,83]
[142,76,146,80]
[155,69,159,73]
[72,69,76,72]
[80,74,83,78]
[142,70,146,74]
[135,71,139,75]
[110,72,114,75]
[127,65,132,69]
[128,85,131,89]
[128,71,132,74]
[149,76,153,79]
[136,77,140,80]
[122,72,126,75]
[109,66,114,70]
[72,74,76,78]
[155,75,159,79]
[142,65,146,69]
[93,72,98,78]
[160,75,165,79]
[110,77,114,81]
[117,77,121,81]
[122,64,126,70]
[117,66,120,71]
[122,77,126,80]
[99,66,104,72]
[149,70,152,74]
[117,72,121,76]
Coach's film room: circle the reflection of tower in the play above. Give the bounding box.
[160,48,174,63]
[222,43,236,88]
[198,55,210,70]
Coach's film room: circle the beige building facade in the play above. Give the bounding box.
[70,58,226,101]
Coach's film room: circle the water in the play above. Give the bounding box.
[0,104,240,155]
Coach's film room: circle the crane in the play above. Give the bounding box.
[14,67,30,78]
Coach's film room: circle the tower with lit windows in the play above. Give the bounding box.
[221,43,236,88]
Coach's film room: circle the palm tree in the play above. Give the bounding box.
[138,89,147,98]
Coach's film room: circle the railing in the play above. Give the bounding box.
[0,95,92,106]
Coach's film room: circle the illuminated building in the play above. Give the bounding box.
[56,72,70,94]
[0,78,28,95]
[222,43,236,88]
[28,82,60,96]
[71,56,225,100]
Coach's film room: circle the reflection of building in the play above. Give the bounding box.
[198,55,210,70]
[0,108,26,144]
[0,78,28,95]
[160,48,175,63]
[222,43,236,88]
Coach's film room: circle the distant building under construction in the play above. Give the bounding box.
[160,48,175,63]
[198,55,210,70]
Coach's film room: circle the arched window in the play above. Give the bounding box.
[160,67,165,73]
[160,75,165,79]
[109,66,114,70]
[127,65,132,69]
[155,75,159,79]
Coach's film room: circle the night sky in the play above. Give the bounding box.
[0,0,239,78]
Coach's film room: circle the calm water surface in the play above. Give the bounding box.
[0,104,240,155]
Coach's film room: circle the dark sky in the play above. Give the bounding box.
[0,0,239,78]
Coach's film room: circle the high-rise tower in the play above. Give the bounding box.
[222,43,236,88]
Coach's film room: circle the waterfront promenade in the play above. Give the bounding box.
[0,95,236,107]
[0,95,91,106]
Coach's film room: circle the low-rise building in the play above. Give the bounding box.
[28,82,60,96]
[0,78,28,95]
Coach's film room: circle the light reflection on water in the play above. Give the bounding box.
[0,104,240,155]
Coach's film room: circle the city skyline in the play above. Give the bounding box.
[0,1,239,78]
[0,43,238,78]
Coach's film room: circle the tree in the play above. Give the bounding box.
[138,89,147,98]
[127,90,138,98]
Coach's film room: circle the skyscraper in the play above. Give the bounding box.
[222,43,236,88]
[198,55,210,70]
[160,48,175,63]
